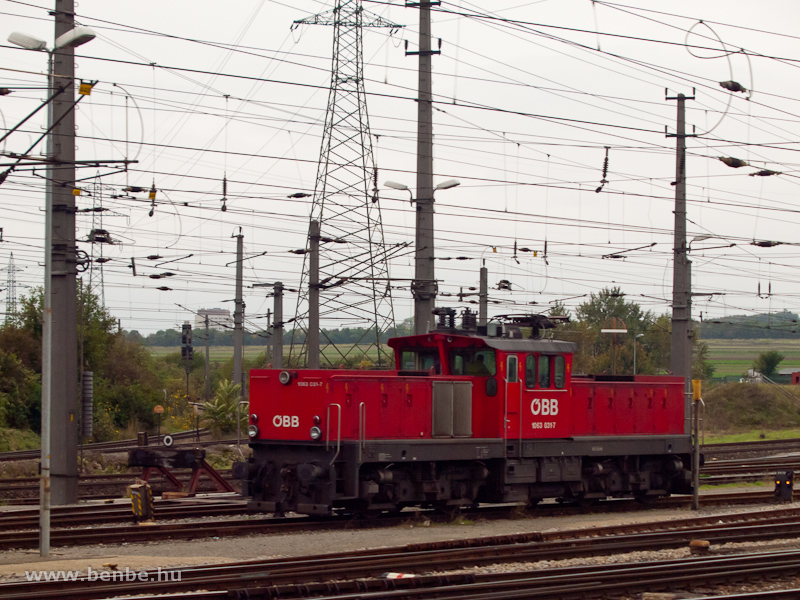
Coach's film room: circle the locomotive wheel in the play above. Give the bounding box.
[574,496,598,508]
[635,491,665,504]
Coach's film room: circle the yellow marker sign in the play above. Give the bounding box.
[72,188,81,196]
[692,379,702,400]
[78,81,93,96]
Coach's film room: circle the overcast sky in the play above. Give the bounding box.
[2,0,800,336]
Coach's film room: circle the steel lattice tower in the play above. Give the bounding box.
[290,1,402,367]
[4,253,19,323]
[88,173,105,306]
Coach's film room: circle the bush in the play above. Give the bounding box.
[704,382,800,431]
[201,379,244,435]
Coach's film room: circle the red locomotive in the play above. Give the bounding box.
[235,310,694,514]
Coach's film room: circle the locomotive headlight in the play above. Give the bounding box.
[310,426,322,440]
[278,370,292,385]
[312,415,320,425]
[248,424,260,439]
[250,413,258,424]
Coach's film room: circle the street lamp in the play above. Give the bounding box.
[384,179,461,335]
[9,24,96,559]
[384,179,461,202]
[633,333,644,375]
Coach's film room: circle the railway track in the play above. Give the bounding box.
[0,430,243,461]
[0,489,781,550]
[7,504,800,600]
[702,438,800,460]
[0,497,245,531]
[0,471,239,504]
[122,552,800,600]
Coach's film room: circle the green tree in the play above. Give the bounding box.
[0,348,40,430]
[754,350,784,377]
[572,287,655,375]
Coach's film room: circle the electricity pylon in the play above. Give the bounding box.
[290,1,402,368]
[3,252,21,323]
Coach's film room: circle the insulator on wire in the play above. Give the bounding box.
[720,80,747,93]
[595,146,610,193]
[221,173,228,211]
[718,157,748,168]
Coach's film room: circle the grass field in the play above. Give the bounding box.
[148,345,267,361]
[146,344,390,365]
[704,339,800,378]
[148,340,800,377]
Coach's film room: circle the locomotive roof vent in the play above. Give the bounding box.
[432,306,457,331]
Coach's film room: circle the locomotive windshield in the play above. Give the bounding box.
[400,349,441,374]
[450,348,496,376]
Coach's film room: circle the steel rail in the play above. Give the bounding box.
[6,505,800,599]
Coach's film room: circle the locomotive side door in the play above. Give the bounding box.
[504,354,521,455]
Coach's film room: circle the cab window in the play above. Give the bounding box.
[400,349,441,374]
[554,355,566,389]
[538,355,551,388]
[450,348,496,376]
[525,355,537,389]
[507,355,518,383]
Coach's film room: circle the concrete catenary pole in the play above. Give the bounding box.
[668,91,697,509]
[308,220,320,368]
[233,229,244,388]
[204,314,211,402]
[668,94,693,389]
[49,0,80,507]
[413,1,436,335]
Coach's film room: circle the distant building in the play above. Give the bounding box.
[194,308,232,332]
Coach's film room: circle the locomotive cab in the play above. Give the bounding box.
[236,310,695,515]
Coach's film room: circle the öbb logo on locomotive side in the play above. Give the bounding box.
[530,398,559,416]
[273,415,300,428]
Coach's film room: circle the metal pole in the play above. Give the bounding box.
[233,229,244,388]
[479,261,488,327]
[308,220,320,368]
[39,48,54,557]
[50,0,80,506]
[273,282,284,369]
[611,338,616,376]
[265,309,271,366]
[692,396,700,510]
[204,315,210,403]
[413,1,435,335]
[633,338,637,375]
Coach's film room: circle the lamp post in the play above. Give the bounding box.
[384,179,460,334]
[633,333,644,375]
[8,22,96,558]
